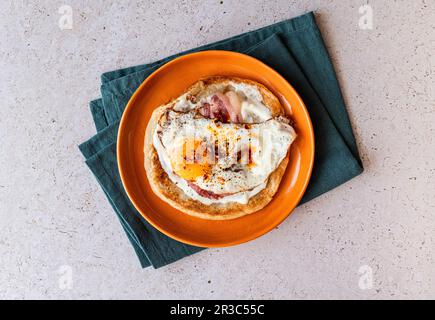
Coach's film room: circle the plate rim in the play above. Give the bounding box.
[117,50,315,247]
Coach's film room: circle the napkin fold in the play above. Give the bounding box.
[79,12,363,268]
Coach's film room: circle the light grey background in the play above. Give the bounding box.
[1,0,434,299]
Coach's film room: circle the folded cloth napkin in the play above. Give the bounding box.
[79,11,363,268]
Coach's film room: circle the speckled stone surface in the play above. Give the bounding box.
[1,0,434,299]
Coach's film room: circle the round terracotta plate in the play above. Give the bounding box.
[117,50,314,247]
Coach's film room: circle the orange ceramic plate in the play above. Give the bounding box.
[117,50,314,248]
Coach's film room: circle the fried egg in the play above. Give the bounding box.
[153,101,296,205]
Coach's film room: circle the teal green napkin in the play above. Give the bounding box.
[79,12,363,268]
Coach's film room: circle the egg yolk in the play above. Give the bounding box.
[170,139,212,181]
[173,162,210,181]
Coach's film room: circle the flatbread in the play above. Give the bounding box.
[144,76,291,220]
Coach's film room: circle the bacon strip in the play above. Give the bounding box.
[199,91,243,123]
[187,182,225,199]
[199,102,211,117]
[224,91,242,123]
[210,93,230,122]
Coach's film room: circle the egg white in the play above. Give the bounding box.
[154,110,296,205]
